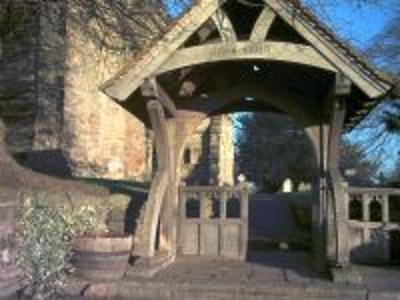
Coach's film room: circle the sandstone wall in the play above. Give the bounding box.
[63,13,147,180]
[180,118,211,185]
[210,115,234,186]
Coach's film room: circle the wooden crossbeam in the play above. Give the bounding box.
[250,6,276,42]
[141,78,178,118]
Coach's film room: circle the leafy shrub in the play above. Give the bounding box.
[17,195,97,300]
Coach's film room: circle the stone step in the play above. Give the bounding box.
[83,279,372,300]
[126,252,174,279]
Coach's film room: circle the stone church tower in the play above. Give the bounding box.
[0,1,234,184]
[180,115,234,186]
[1,1,161,181]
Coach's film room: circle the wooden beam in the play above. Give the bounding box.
[211,8,237,42]
[133,100,170,257]
[157,41,338,75]
[250,6,276,42]
[101,0,225,101]
[328,96,351,268]
[264,0,391,98]
[142,78,178,118]
[328,99,346,172]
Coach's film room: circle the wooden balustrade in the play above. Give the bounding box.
[347,187,400,230]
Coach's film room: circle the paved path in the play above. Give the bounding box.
[249,193,299,241]
[72,253,400,299]
[149,252,327,285]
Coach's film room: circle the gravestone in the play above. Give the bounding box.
[282,178,293,193]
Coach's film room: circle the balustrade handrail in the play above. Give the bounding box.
[179,184,247,193]
[347,186,400,195]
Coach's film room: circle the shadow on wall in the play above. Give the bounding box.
[13,150,72,178]
[350,227,400,266]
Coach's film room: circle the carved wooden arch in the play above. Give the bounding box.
[157,41,338,75]
[176,80,324,127]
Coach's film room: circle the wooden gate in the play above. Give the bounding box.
[178,185,248,260]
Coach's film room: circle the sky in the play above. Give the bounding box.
[314,1,398,172]
[308,0,395,49]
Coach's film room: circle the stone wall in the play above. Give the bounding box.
[1,1,163,181]
[1,2,234,183]
[0,3,38,152]
[62,1,165,180]
[180,118,211,185]
[33,2,66,150]
[212,115,234,186]
[180,115,234,186]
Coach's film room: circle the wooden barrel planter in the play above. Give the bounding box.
[0,200,22,299]
[72,235,132,282]
[0,266,22,299]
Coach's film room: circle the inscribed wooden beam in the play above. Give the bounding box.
[157,41,337,75]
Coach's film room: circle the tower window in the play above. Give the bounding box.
[184,148,191,165]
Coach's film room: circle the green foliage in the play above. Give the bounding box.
[382,101,400,135]
[17,195,97,300]
[340,138,381,186]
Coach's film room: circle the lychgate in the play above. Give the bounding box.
[101,0,398,278]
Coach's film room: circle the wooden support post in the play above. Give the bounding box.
[240,183,249,261]
[133,100,177,258]
[133,100,171,258]
[327,74,352,268]
[382,195,390,223]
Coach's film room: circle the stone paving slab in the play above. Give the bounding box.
[144,252,329,286]
[355,265,400,291]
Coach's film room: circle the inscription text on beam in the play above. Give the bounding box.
[157,42,338,75]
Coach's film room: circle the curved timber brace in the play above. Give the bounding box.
[133,99,174,258]
[327,74,351,268]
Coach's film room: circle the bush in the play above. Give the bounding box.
[17,195,97,300]
[35,191,135,235]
